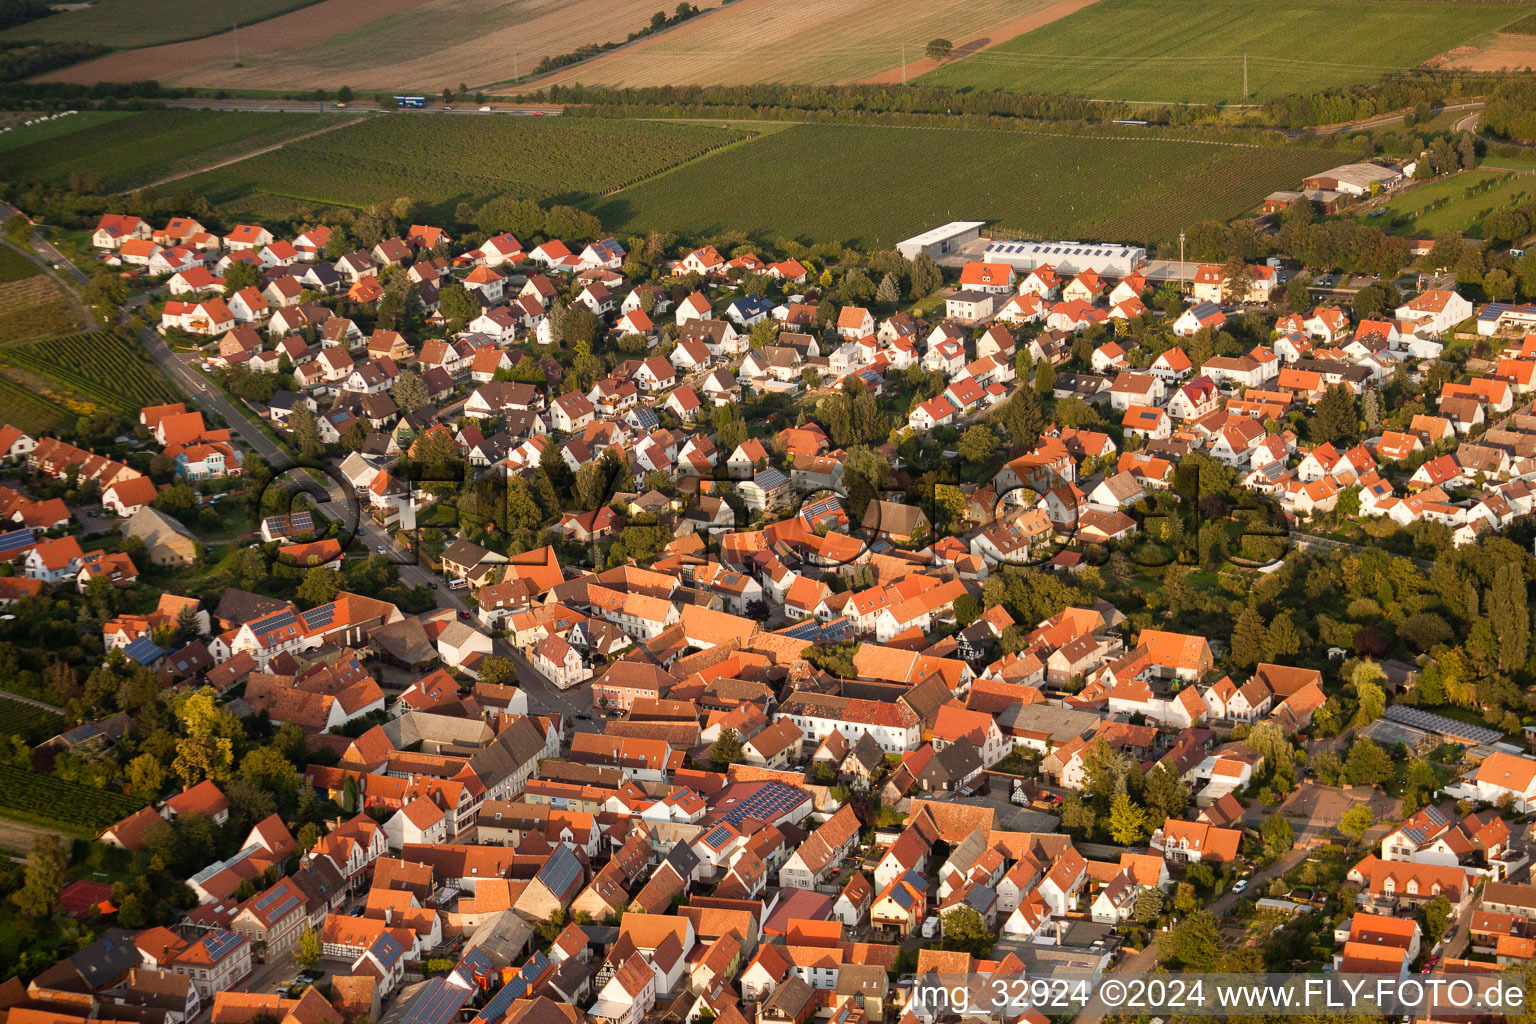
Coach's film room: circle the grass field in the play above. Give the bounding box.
[0,247,40,283]
[0,330,182,417]
[532,0,1067,89]
[0,111,131,154]
[1369,169,1536,238]
[0,0,325,48]
[588,123,1337,248]
[180,114,753,220]
[917,0,1524,103]
[0,109,338,191]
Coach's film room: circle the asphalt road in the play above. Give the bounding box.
[20,215,468,615]
[162,100,560,117]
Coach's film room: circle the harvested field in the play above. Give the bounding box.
[1432,32,1536,71]
[533,0,1065,89]
[588,122,1337,248]
[45,0,669,92]
[36,0,427,86]
[1,0,324,48]
[919,0,1523,103]
[864,0,1100,84]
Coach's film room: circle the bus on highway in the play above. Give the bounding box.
[394,96,426,108]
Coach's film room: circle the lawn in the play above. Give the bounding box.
[0,109,339,191]
[917,0,1523,104]
[588,122,1338,248]
[181,114,754,221]
[1367,169,1536,238]
[0,111,132,154]
[0,0,325,48]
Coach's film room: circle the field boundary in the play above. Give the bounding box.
[4,0,329,49]
[131,111,370,192]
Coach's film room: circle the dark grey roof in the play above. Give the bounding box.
[535,845,584,899]
[763,976,814,1017]
[467,717,546,788]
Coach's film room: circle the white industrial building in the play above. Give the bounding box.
[982,240,1146,277]
[896,221,987,261]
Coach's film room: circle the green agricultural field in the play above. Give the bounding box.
[0,0,323,48]
[182,115,754,221]
[1369,169,1536,238]
[0,111,132,154]
[918,0,1523,104]
[0,109,339,191]
[0,246,40,283]
[0,763,145,836]
[0,701,63,744]
[0,330,182,416]
[589,123,1337,249]
[0,275,88,340]
[0,376,72,434]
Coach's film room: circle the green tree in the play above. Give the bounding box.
[711,728,744,769]
[1339,804,1375,843]
[909,253,942,297]
[1060,791,1096,837]
[1108,792,1149,846]
[11,834,66,919]
[1034,358,1057,395]
[1143,763,1189,822]
[1490,561,1530,674]
[296,566,343,607]
[1356,679,1385,724]
[957,426,997,465]
[173,691,241,787]
[875,273,901,308]
[1229,604,1268,670]
[4,214,30,247]
[1262,611,1303,662]
[926,37,954,61]
[390,370,430,413]
[293,926,322,968]
[1261,813,1294,858]
[239,746,301,800]
[939,905,994,957]
[289,404,324,458]
[127,752,166,801]
[1343,739,1393,786]
[1159,910,1221,970]
[1419,895,1453,944]
[1312,384,1359,446]
[1243,721,1293,768]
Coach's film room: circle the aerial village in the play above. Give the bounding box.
[11,175,1536,1024]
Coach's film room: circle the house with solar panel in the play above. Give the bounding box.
[230,876,307,961]
[739,467,791,514]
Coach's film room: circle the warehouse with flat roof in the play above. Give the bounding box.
[896,221,987,261]
[982,240,1146,277]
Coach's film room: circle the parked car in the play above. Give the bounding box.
[1232,879,1249,893]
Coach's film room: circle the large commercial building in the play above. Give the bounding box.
[982,240,1146,277]
[896,221,987,261]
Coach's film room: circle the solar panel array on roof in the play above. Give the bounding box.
[535,845,582,896]
[701,824,732,849]
[369,931,405,966]
[1481,304,1511,321]
[632,407,659,429]
[199,930,245,961]
[254,883,302,921]
[754,468,788,490]
[1382,704,1502,745]
[456,945,495,981]
[0,529,35,555]
[402,977,470,1024]
[302,602,337,630]
[122,635,166,666]
[289,511,314,532]
[721,781,804,825]
[252,608,298,633]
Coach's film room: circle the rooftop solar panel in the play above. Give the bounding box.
[200,930,244,961]
[0,530,38,555]
[702,824,731,847]
[302,603,337,629]
[536,846,582,897]
[403,978,470,1024]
